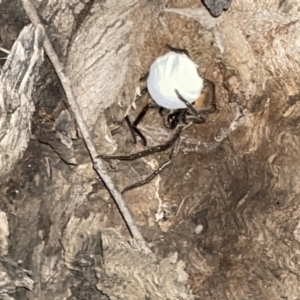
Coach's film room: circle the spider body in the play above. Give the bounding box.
[100,45,216,193]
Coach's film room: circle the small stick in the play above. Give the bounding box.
[0,46,10,54]
[20,0,145,242]
[176,193,187,217]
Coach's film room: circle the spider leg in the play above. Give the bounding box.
[99,126,182,161]
[165,45,190,57]
[183,113,205,124]
[121,160,172,194]
[126,101,159,146]
[175,89,206,123]
[121,127,182,194]
[175,78,217,124]
[183,78,216,123]
[125,115,144,145]
[139,73,149,82]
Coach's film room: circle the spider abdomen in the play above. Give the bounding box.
[147,51,204,110]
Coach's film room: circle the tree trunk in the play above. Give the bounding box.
[1,0,300,299]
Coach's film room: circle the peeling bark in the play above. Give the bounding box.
[65,1,138,131]
[0,24,44,179]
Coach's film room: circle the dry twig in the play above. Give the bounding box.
[0,46,10,54]
[20,0,145,242]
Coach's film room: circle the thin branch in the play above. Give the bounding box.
[0,46,10,54]
[20,0,145,242]
[176,193,187,217]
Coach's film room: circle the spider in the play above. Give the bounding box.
[100,45,216,193]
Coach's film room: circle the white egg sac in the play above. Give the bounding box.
[147,51,204,110]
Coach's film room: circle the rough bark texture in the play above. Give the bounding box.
[1,0,300,299]
[62,225,194,299]
[0,24,44,179]
[65,1,136,131]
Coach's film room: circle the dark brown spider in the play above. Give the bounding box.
[99,46,216,194]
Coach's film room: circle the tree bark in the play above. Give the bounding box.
[0,24,44,179]
[2,0,300,299]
